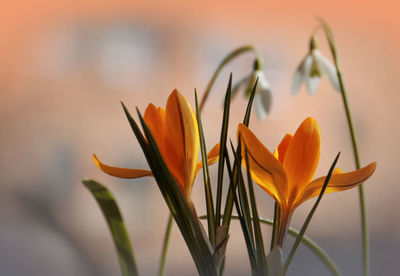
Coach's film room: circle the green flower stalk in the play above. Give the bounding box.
[199,45,264,111]
[317,18,370,276]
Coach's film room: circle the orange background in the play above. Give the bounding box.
[1,0,399,275]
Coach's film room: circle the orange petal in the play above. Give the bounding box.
[238,124,288,206]
[297,162,377,207]
[283,117,321,202]
[273,134,293,164]
[163,90,199,195]
[144,103,166,151]
[93,154,152,178]
[196,143,220,174]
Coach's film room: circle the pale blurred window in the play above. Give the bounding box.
[34,22,161,89]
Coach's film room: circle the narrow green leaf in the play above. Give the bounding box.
[270,203,281,251]
[221,77,258,236]
[213,226,229,268]
[136,109,218,276]
[121,103,217,276]
[233,140,255,246]
[82,179,138,276]
[222,149,238,230]
[158,214,173,276]
[221,77,257,232]
[244,146,268,274]
[199,214,341,276]
[243,77,258,127]
[283,152,341,275]
[226,144,258,273]
[121,102,150,154]
[216,74,232,229]
[195,90,216,247]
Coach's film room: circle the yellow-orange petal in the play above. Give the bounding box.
[283,117,321,202]
[297,162,377,207]
[196,143,220,174]
[93,154,152,178]
[163,90,199,194]
[238,124,288,205]
[273,133,293,165]
[144,103,166,150]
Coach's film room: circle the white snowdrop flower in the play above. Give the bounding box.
[291,36,340,96]
[231,61,272,121]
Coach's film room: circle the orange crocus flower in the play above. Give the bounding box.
[93,90,219,201]
[238,118,376,246]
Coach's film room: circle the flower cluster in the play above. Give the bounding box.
[85,20,377,276]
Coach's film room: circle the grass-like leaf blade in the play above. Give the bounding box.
[244,145,268,274]
[225,144,258,273]
[82,179,138,276]
[221,77,258,235]
[243,77,258,127]
[195,89,216,247]
[199,214,341,276]
[222,78,258,234]
[124,103,217,276]
[282,152,341,275]
[270,203,281,250]
[216,74,232,229]
[234,140,255,247]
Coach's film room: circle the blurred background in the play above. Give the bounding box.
[1,0,399,275]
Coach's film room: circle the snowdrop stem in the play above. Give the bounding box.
[200,45,264,111]
[338,68,368,276]
[317,18,368,276]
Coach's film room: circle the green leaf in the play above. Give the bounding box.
[282,152,341,275]
[199,214,341,276]
[221,82,258,231]
[213,225,229,268]
[82,179,138,276]
[221,77,259,242]
[121,103,217,276]
[243,77,258,127]
[216,74,232,229]
[270,203,281,251]
[195,90,216,247]
[225,143,257,273]
[244,146,268,274]
[234,141,255,248]
[158,214,173,276]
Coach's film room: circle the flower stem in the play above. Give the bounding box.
[270,203,281,250]
[337,69,368,276]
[199,45,263,111]
[158,214,174,276]
[199,214,342,276]
[317,18,368,276]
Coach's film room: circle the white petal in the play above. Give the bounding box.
[253,94,267,121]
[259,87,272,115]
[256,71,271,90]
[306,75,320,95]
[314,50,340,91]
[244,70,270,96]
[291,55,311,96]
